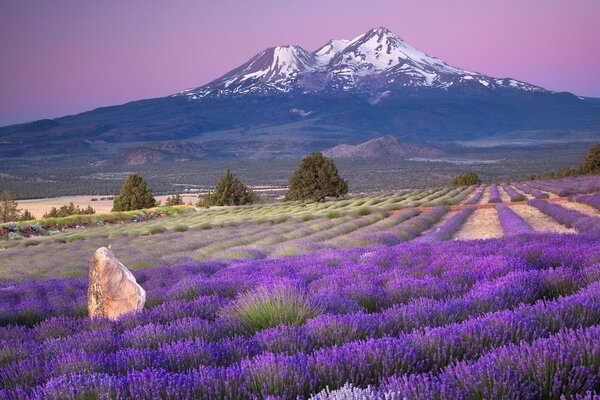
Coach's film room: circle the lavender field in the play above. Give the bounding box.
[2,176,600,399]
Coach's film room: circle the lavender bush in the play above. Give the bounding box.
[1,233,600,398]
[501,183,527,202]
[487,184,501,203]
[495,203,534,235]
[570,193,600,211]
[418,206,475,242]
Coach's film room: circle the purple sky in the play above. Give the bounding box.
[1,0,599,126]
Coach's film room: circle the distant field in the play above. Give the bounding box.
[17,194,199,219]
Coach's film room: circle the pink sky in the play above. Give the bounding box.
[1,0,599,126]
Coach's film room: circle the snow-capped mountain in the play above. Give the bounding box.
[179,26,544,99]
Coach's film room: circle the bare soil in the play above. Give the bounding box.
[560,201,600,216]
[498,186,511,202]
[510,204,575,233]
[453,208,503,240]
[480,186,490,204]
[18,194,197,218]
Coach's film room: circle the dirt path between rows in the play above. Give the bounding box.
[453,208,503,240]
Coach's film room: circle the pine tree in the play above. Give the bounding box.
[285,152,348,202]
[200,170,259,207]
[450,171,482,186]
[19,209,35,221]
[165,194,184,206]
[112,173,156,211]
[580,143,600,173]
[0,191,20,223]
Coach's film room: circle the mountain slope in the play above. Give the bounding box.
[179,26,544,99]
[1,27,599,162]
[323,136,445,158]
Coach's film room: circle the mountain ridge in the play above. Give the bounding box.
[179,26,544,99]
[0,27,599,162]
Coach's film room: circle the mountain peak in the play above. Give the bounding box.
[179,27,545,99]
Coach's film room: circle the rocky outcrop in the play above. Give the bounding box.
[323,135,445,159]
[88,247,146,320]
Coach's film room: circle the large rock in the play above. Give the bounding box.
[88,247,146,319]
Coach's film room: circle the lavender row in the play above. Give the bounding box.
[487,184,501,203]
[464,186,484,204]
[417,206,475,242]
[570,193,600,211]
[513,182,549,199]
[4,232,600,330]
[495,203,534,235]
[1,265,595,392]
[384,324,600,399]
[9,278,600,399]
[500,183,527,202]
[528,199,600,233]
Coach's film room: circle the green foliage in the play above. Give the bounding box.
[18,209,35,221]
[43,203,95,218]
[326,211,342,219]
[198,170,259,207]
[112,173,156,211]
[450,171,482,186]
[0,191,20,223]
[580,143,600,174]
[173,224,189,232]
[149,226,167,235]
[164,194,184,206]
[357,207,372,216]
[285,152,348,202]
[222,283,322,333]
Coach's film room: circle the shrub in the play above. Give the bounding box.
[327,211,342,219]
[222,283,322,333]
[19,209,35,221]
[149,226,167,235]
[165,194,184,206]
[198,170,259,207]
[200,223,213,230]
[285,152,348,202]
[580,143,600,174]
[173,225,189,232]
[451,171,482,186]
[357,207,372,216]
[23,239,41,247]
[302,214,314,222]
[43,203,95,218]
[112,173,156,211]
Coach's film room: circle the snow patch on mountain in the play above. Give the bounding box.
[178,26,545,99]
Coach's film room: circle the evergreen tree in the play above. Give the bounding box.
[285,152,348,202]
[165,194,184,206]
[112,173,156,211]
[199,170,259,207]
[450,171,482,186]
[43,202,95,218]
[580,143,600,173]
[0,191,20,223]
[19,209,35,221]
